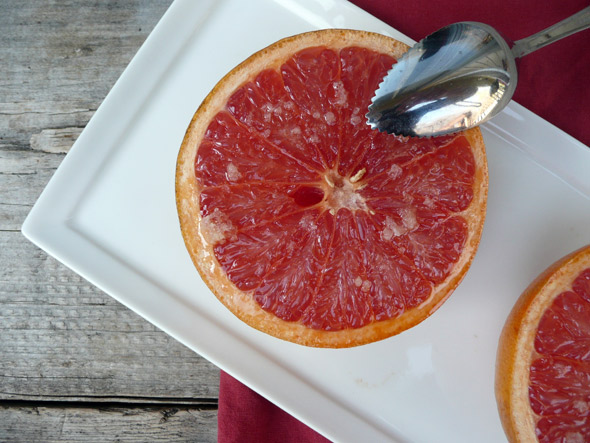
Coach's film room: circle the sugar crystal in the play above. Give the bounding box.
[226,162,241,181]
[200,208,237,245]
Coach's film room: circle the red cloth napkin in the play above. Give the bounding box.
[350,0,590,147]
[218,1,590,442]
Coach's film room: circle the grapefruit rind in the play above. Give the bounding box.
[495,244,590,442]
[176,29,488,348]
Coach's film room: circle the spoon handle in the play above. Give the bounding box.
[511,6,590,58]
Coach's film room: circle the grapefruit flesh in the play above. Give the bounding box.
[496,245,590,442]
[176,30,488,347]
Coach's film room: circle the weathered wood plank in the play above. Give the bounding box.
[0,102,94,151]
[0,150,63,231]
[1,3,221,438]
[29,127,83,154]
[0,231,219,401]
[1,0,222,439]
[0,405,217,442]
[0,0,174,150]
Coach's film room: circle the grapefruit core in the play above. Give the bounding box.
[496,245,590,442]
[176,29,488,348]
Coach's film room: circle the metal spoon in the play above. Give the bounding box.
[366,7,590,137]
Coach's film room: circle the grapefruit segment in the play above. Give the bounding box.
[358,132,456,179]
[200,184,301,230]
[196,111,320,187]
[226,69,327,171]
[361,137,475,214]
[396,216,469,284]
[176,29,488,347]
[496,245,590,442]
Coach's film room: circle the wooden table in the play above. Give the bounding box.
[1,2,220,440]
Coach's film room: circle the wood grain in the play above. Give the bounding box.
[0,404,217,442]
[1,230,219,401]
[1,0,220,440]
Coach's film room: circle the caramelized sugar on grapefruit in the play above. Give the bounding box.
[496,245,590,442]
[176,29,488,347]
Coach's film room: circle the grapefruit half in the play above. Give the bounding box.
[176,29,488,348]
[496,245,590,442]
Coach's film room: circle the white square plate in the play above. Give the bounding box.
[22,0,590,441]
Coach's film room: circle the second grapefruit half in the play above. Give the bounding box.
[496,245,590,442]
[176,29,488,347]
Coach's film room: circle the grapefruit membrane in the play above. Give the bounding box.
[176,29,488,347]
[496,245,590,442]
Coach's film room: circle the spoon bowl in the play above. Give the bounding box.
[367,7,590,137]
